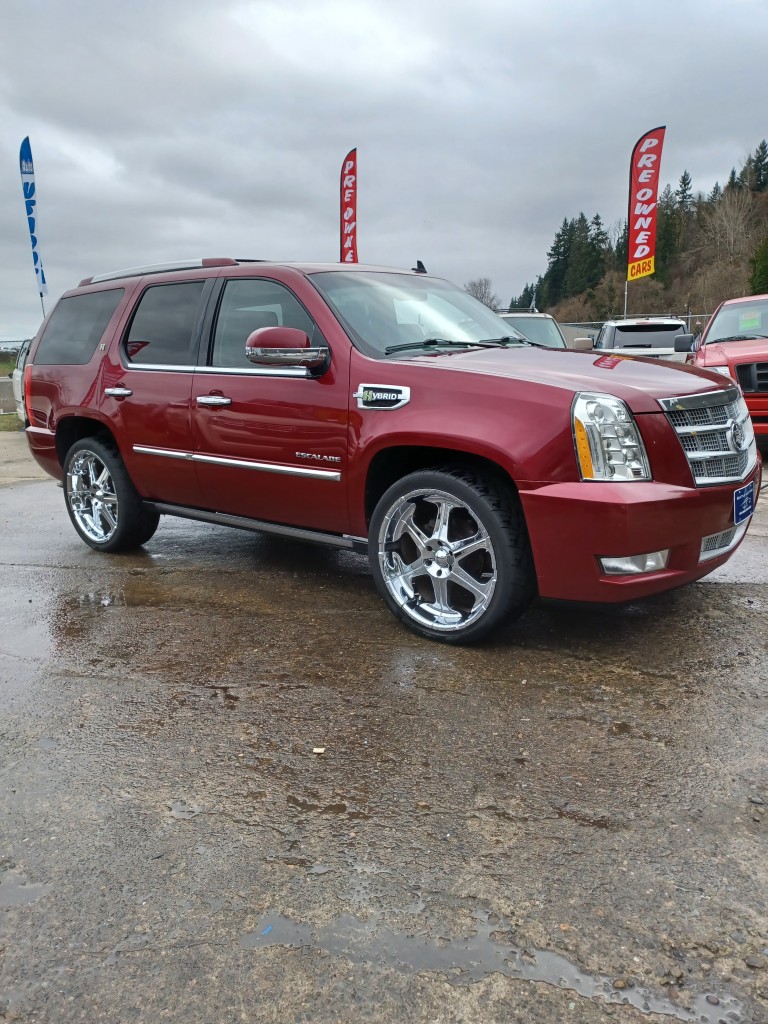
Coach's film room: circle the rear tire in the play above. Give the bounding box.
[63,437,160,552]
[368,466,536,643]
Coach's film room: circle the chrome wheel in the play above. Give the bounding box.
[66,450,119,544]
[377,486,497,633]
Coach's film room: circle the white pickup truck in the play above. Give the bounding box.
[593,317,693,362]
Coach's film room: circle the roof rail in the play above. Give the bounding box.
[83,257,238,286]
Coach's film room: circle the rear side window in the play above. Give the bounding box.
[125,281,205,365]
[34,289,124,365]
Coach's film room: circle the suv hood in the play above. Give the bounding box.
[405,347,733,413]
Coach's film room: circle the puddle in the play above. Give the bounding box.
[287,795,370,819]
[0,869,51,908]
[240,908,744,1022]
[34,737,59,750]
[167,799,204,819]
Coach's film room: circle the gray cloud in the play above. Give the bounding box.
[2,0,767,337]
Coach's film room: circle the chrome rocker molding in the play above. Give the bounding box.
[145,502,368,552]
[133,445,341,481]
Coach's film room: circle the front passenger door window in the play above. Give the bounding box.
[210,278,324,368]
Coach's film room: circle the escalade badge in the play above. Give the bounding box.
[353,384,411,410]
[295,452,341,463]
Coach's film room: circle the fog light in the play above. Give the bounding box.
[599,550,670,575]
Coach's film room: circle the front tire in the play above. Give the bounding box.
[368,467,536,643]
[63,437,160,552]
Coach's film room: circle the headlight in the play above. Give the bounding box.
[709,365,732,379]
[572,393,651,481]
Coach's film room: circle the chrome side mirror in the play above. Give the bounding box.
[573,337,594,352]
[245,326,329,372]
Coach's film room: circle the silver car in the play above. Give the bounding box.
[11,339,31,423]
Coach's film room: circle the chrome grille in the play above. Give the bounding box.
[659,386,757,486]
[699,520,749,562]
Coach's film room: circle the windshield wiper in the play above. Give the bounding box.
[476,335,548,348]
[384,337,496,355]
[711,333,768,342]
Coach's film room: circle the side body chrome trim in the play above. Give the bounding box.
[132,445,341,481]
[123,362,311,378]
[145,503,362,549]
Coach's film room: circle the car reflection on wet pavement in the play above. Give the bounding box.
[1,474,767,1023]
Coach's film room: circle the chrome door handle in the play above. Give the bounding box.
[104,387,132,397]
[196,395,232,407]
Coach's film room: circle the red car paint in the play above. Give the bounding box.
[25,262,761,610]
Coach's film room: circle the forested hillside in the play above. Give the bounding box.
[510,140,768,322]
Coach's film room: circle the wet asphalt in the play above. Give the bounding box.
[1,437,767,1023]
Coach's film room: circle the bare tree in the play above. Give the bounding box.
[700,188,758,263]
[464,277,500,309]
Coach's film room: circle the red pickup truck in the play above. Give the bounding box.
[24,259,761,643]
[683,292,768,444]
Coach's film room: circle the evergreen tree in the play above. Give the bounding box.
[753,140,768,192]
[708,182,723,204]
[614,219,628,270]
[676,170,694,214]
[510,283,535,309]
[750,236,768,293]
[725,167,740,191]
[564,213,592,297]
[655,185,678,284]
[540,218,574,306]
[675,171,694,251]
[588,214,609,283]
[738,157,756,191]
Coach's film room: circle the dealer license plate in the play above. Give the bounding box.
[733,481,755,525]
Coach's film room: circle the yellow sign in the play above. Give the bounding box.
[627,256,655,282]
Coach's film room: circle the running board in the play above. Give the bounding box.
[146,501,368,553]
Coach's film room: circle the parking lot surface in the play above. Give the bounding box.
[1,435,767,1022]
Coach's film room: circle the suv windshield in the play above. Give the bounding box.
[705,297,768,343]
[500,315,565,349]
[310,271,526,358]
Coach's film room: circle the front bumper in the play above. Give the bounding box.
[520,460,762,603]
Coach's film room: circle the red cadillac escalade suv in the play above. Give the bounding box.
[24,258,761,643]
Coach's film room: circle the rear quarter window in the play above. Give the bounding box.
[34,289,124,365]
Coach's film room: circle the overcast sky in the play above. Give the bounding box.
[2,0,767,338]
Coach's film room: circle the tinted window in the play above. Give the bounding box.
[34,289,124,365]
[612,324,684,349]
[125,281,205,365]
[211,279,321,368]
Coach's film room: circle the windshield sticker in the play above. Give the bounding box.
[353,384,411,410]
[738,311,761,332]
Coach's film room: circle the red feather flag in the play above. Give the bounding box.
[340,148,358,263]
[627,126,666,282]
